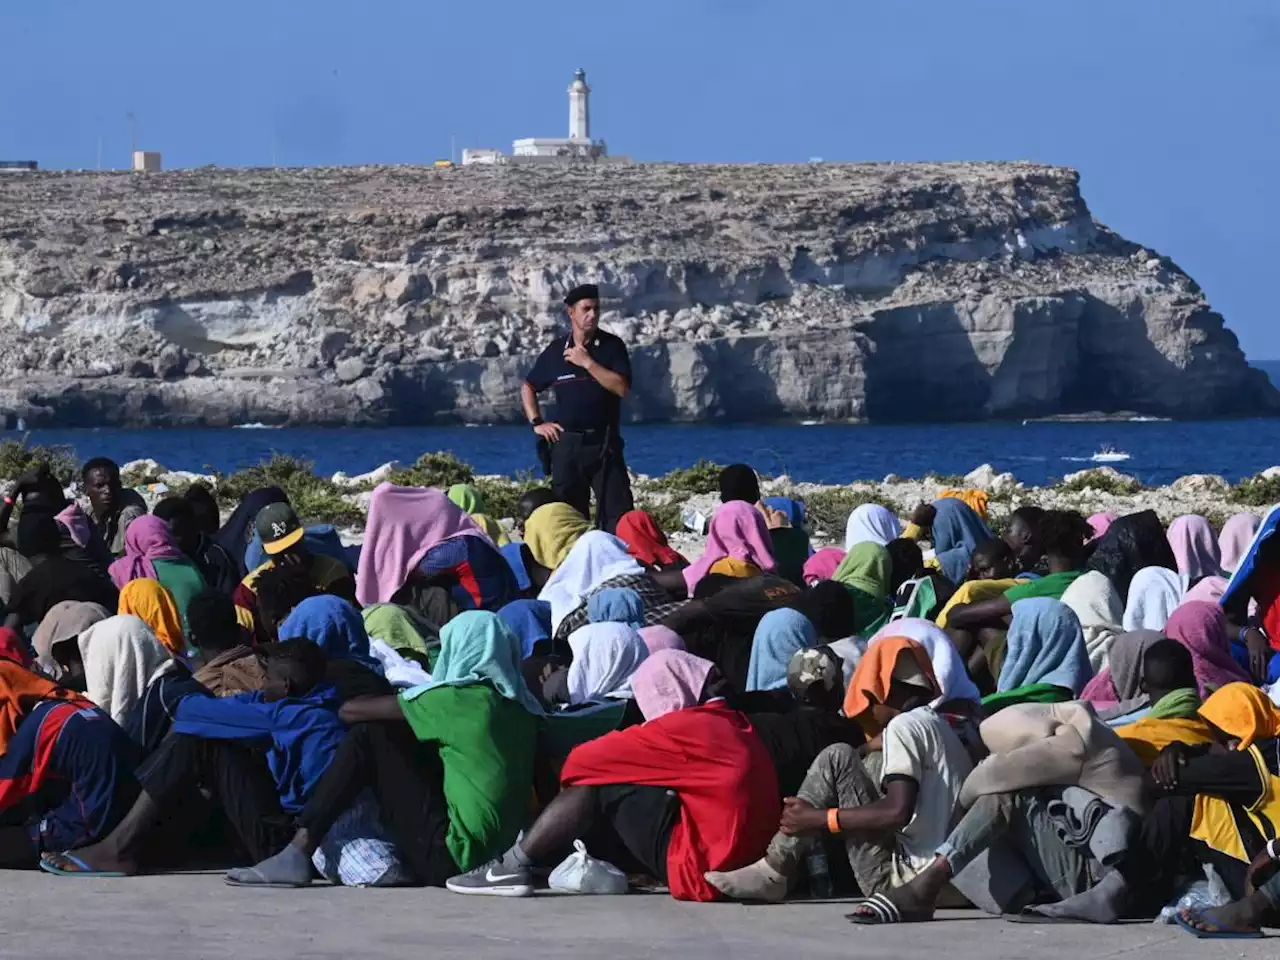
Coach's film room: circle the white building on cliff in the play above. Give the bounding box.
[462,69,609,165]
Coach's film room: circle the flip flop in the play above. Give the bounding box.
[38,851,128,878]
[1175,910,1264,940]
[846,892,931,925]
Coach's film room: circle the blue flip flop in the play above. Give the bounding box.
[38,852,128,878]
[1175,909,1264,939]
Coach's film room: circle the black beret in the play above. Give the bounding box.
[564,284,599,306]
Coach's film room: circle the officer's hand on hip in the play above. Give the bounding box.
[534,422,564,443]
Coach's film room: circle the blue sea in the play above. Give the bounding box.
[11,363,1279,486]
[15,417,1280,488]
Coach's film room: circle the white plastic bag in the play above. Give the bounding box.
[548,839,629,895]
[1154,865,1233,924]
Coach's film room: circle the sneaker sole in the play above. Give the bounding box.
[445,880,533,897]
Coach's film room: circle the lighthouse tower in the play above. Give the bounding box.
[568,68,590,141]
[507,68,608,159]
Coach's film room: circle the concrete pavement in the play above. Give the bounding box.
[0,872,1273,959]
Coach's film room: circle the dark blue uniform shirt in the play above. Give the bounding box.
[525,329,631,432]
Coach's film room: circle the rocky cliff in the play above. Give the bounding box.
[0,162,1272,426]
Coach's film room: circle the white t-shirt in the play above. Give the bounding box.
[880,706,973,884]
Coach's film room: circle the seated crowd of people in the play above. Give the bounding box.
[5,455,1280,939]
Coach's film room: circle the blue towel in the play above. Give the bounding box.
[500,542,531,592]
[498,599,553,659]
[587,588,644,628]
[277,595,383,675]
[931,498,994,585]
[998,598,1093,695]
[764,497,806,528]
[746,608,817,692]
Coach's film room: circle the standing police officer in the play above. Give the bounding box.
[521,284,635,532]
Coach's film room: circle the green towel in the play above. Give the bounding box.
[1148,687,1202,720]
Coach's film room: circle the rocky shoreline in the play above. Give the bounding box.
[1,163,1274,426]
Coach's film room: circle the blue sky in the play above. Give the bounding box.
[3,0,1277,358]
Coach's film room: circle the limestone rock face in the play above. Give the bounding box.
[0,162,1272,426]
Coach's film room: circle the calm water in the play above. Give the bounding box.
[16,418,1280,487]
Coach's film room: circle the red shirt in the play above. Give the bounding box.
[561,702,779,901]
[1254,565,1280,651]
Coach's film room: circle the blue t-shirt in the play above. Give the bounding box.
[418,536,519,612]
[172,686,345,813]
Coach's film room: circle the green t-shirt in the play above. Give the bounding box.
[398,684,540,871]
[152,557,209,634]
[1004,570,1083,604]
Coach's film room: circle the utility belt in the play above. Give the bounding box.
[535,424,618,475]
[560,426,613,445]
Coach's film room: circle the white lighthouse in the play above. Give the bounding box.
[569,68,590,141]
[506,69,610,160]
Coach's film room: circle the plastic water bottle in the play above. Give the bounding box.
[806,847,833,899]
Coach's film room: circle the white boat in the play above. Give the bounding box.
[1089,444,1131,463]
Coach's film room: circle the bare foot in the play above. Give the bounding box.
[1179,894,1267,936]
[1024,870,1127,924]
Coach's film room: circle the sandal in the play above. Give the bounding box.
[38,851,129,878]
[1175,909,1264,940]
[845,891,933,925]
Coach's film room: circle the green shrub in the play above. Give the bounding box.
[387,451,475,490]
[1056,469,1142,495]
[1201,507,1231,531]
[644,459,723,495]
[215,454,363,527]
[473,471,545,521]
[1229,474,1280,507]
[120,461,167,488]
[636,496,684,535]
[924,472,967,487]
[801,488,900,538]
[0,438,80,486]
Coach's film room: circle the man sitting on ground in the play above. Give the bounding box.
[4,510,118,631]
[80,457,148,559]
[153,496,240,597]
[705,638,972,903]
[446,650,780,901]
[234,504,355,641]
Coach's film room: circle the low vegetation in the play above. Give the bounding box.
[385,452,475,491]
[641,459,724,496]
[0,438,80,487]
[634,496,685,535]
[1228,473,1280,507]
[799,487,899,539]
[1055,469,1143,496]
[214,454,364,528]
[473,471,545,521]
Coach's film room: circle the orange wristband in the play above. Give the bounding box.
[827,808,841,834]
